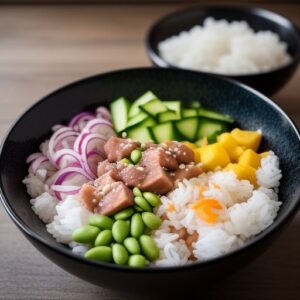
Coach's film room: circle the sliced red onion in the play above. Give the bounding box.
[26,152,43,164]
[51,167,92,200]
[54,149,83,169]
[96,106,112,121]
[79,133,106,156]
[69,112,95,132]
[51,124,64,132]
[51,185,81,195]
[29,156,49,174]
[83,118,113,134]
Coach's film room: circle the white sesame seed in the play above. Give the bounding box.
[121,132,127,138]
[183,152,186,156]
[179,164,185,169]
[137,166,144,171]
[165,151,172,155]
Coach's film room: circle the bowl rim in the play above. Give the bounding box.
[146,4,300,77]
[0,67,300,273]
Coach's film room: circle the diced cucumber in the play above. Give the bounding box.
[207,130,222,144]
[174,117,199,141]
[182,108,198,118]
[198,108,234,123]
[189,101,202,108]
[150,122,179,143]
[158,111,181,123]
[110,97,131,133]
[126,112,149,128]
[162,101,182,116]
[126,127,154,143]
[196,118,228,140]
[140,99,169,117]
[128,91,157,118]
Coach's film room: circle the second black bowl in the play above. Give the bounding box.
[146,6,300,96]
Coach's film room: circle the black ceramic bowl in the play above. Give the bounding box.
[1,68,300,293]
[146,6,300,96]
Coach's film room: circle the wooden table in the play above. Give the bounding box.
[0,4,299,299]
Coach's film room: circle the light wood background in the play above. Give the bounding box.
[0,3,299,300]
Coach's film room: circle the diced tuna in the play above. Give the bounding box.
[139,168,173,194]
[94,170,117,190]
[173,165,202,182]
[141,148,178,171]
[95,182,134,216]
[104,137,140,162]
[79,183,97,211]
[97,159,114,177]
[119,165,146,187]
[164,141,195,164]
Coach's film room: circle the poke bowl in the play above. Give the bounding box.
[146,6,300,96]
[0,67,299,293]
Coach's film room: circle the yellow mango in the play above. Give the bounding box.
[199,143,230,172]
[238,149,261,169]
[183,141,197,150]
[195,137,208,148]
[225,163,257,186]
[194,148,201,163]
[259,151,270,158]
[231,128,262,151]
[217,132,244,162]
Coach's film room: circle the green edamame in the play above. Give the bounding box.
[84,246,112,262]
[114,208,135,220]
[112,244,129,265]
[119,158,132,165]
[134,196,152,212]
[88,214,114,230]
[133,187,142,197]
[130,213,144,238]
[123,237,140,255]
[112,220,130,243]
[143,192,161,207]
[142,212,162,230]
[139,235,160,261]
[94,230,113,246]
[128,255,146,268]
[72,225,100,244]
[134,205,143,212]
[130,149,142,164]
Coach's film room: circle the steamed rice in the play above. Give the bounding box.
[158,17,291,75]
[153,152,282,266]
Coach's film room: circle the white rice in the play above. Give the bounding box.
[30,192,57,224]
[23,173,46,198]
[46,195,92,244]
[158,17,291,75]
[153,152,282,266]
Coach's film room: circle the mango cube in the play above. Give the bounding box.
[195,137,208,148]
[194,148,201,163]
[225,163,257,186]
[238,149,261,169]
[183,141,197,150]
[231,128,262,151]
[217,132,244,162]
[199,143,230,172]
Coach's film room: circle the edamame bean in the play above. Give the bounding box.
[140,143,146,150]
[130,213,144,238]
[88,214,114,230]
[84,246,112,262]
[94,230,113,246]
[123,237,140,254]
[128,255,146,268]
[143,192,161,207]
[139,235,160,261]
[72,225,100,244]
[112,244,129,265]
[130,149,142,164]
[119,158,132,165]
[112,220,130,243]
[142,212,162,230]
[134,205,143,212]
[114,208,135,220]
[134,196,152,212]
[133,187,142,197]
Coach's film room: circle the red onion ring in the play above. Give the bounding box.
[26,152,43,164]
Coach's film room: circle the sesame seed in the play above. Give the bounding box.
[185,169,189,172]
[136,166,144,171]
[165,151,172,155]
[183,152,186,156]
[102,184,111,194]
[121,132,127,138]
[179,164,185,169]
[92,199,97,204]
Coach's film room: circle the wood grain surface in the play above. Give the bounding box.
[0,4,299,300]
